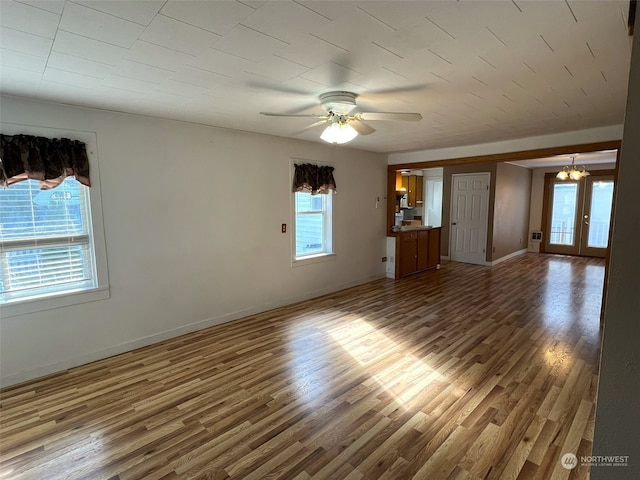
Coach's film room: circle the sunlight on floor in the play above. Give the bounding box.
[543,258,604,334]
[327,316,444,409]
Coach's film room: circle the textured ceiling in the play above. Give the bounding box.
[0,0,633,153]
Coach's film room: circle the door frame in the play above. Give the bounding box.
[541,169,616,256]
[450,172,490,265]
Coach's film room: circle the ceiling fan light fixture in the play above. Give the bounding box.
[320,121,358,144]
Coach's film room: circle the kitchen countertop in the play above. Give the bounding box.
[387,225,440,236]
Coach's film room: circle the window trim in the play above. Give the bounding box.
[0,123,110,317]
[290,158,335,265]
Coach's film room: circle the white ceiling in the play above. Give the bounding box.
[0,0,633,153]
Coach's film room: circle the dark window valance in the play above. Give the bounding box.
[292,163,336,195]
[0,134,90,190]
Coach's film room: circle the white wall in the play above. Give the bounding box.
[0,95,388,386]
[527,163,615,252]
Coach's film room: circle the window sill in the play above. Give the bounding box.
[292,252,336,267]
[0,286,110,318]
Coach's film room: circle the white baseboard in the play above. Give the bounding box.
[1,273,386,387]
[440,255,450,261]
[489,248,528,266]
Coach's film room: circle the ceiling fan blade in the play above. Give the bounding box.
[260,112,327,118]
[349,118,376,135]
[358,112,423,122]
[365,84,429,96]
[292,119,329,136]
[247,80,311,96]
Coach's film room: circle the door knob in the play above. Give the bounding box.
[452,222,457,225]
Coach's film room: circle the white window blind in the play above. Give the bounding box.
[0,177,97,303]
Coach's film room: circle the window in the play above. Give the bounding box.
[294,191,333,259]
[0,177,100,305]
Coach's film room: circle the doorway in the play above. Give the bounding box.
[544,171,615,258]
[450,172,490,265]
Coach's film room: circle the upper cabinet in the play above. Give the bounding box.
[408,175,417,207]
[402,174,423,208]
[416,177,424,206]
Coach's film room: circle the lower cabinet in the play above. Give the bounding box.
[395,227,441,278]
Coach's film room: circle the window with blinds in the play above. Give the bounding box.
[294,191,333,259]
[0,177,97,304]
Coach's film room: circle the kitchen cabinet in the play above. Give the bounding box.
[416,177,423,206]
[408,175,417,208]
[401,175,423,208]
[395,227,441,278]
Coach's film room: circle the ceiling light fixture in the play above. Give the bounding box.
[556,156,590,180]
[320,115,358,144]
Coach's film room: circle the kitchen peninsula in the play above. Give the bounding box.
[386,226,441,279]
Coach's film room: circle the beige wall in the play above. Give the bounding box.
[493,163,531,260]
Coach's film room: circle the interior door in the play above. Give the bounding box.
[450,173,490,265]
[545,173,614,258]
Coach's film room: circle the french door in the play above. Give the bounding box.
[545,173,614,258]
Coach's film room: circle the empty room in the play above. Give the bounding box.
[1,1,639,479]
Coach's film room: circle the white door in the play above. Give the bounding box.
[450,173,490,265]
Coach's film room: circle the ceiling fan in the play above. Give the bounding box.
[260,91,422,144]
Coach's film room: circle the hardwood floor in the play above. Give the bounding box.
[0,253,604,480]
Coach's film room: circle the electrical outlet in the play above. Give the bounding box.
[382,256,387,262]
[281,224,286,233]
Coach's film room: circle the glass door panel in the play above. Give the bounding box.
[547,181,581,254]
[587,180,614,248]
[581,176,614,257]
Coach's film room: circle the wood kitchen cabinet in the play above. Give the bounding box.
[408,175,417,208]
[394,227,441,278]
[415,177,423,206]
[400,175,423,208]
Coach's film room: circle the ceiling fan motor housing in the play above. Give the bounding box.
[320,91,358,114]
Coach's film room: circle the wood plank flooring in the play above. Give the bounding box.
[0,253,604,480]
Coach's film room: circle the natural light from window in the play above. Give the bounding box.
[327,317,444,409]
[0,177,98,304]
[294,191,332,259]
